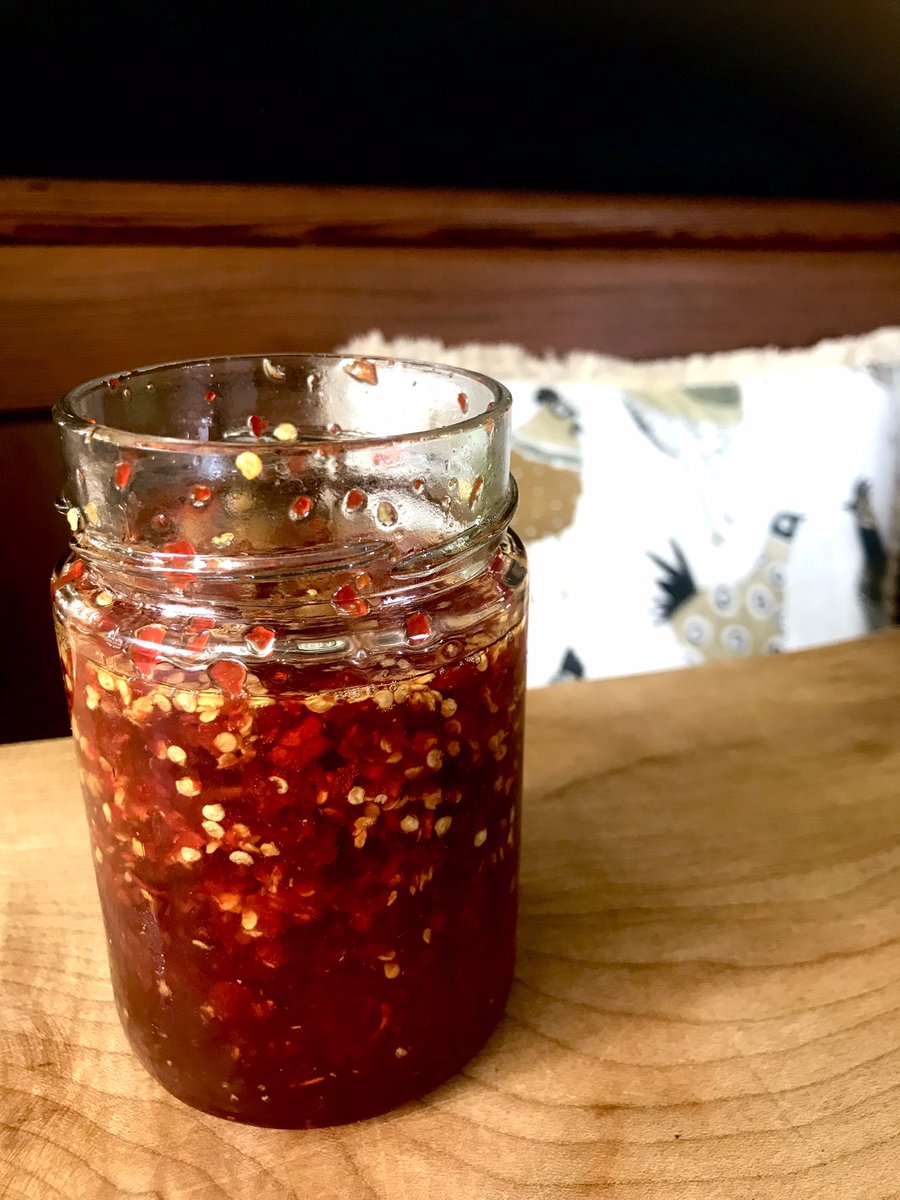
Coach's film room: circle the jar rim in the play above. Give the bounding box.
[53,352,512,454]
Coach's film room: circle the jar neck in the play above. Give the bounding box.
[72,479,518,616]
[56,354,512,573]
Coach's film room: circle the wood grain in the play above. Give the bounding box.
[4,243,900,416]
[4,635,900,1198]
[2,178,900,250]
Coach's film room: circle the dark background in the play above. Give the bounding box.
[1,0,899,199]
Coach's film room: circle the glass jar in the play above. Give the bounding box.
[51,354,527,1128]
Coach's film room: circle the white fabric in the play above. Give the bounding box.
[342,330,900,687]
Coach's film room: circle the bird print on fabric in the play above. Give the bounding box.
[649,512,803,662]
[550,648,586,684]
[845,478,888,631]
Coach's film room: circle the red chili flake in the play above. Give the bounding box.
[457,392,469,414]
[406,611,433,643]
[132,624,166,677]
[187,630,211,655]
[107,377,120,390]
[269,716,330,770]
[343,358,378,385]
[208,658,247,696]
[344,488,367,513]
[469,475,483,508]
[112,462,131,490]
[186,615,215,654]
[189,484,212,507]
[289,495,312,522]
[206,980,252,1021]
[249,414,269,438]
[51,558,84,594]
[161,540,197,590]
[412,479,424,493]
[333,585,370,618]
[204,390,217,404]
[355,571,373,592]
[246,625,276,656]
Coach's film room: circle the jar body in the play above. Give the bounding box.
[52,355,526,1127]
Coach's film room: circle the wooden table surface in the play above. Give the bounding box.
[4,635,900,1199]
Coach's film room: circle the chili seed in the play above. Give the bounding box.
[236,451,263,480]
[343,358,378,385]
[376,500,398,527]
[262,358,286,381]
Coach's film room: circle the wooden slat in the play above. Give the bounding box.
[1,178,899,250]
[3,244,900,415]
[0,417,69,743]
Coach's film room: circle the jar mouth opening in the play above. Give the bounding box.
[53,353,511,455]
